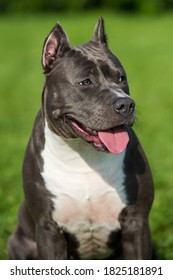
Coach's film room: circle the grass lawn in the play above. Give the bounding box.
[0,11,173,259]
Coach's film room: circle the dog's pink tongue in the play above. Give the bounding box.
[98,127,129,154]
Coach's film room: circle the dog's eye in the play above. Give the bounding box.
[79,79,92,86]
[118,75,126,83]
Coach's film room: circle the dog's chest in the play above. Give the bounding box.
[41,123,128,259]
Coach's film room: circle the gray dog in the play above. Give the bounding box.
[8,17,154,260]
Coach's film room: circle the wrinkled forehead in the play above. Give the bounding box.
[73,42,125,74]
[75,41,123,68]
[76,42,107,61]
[51,41,126,80]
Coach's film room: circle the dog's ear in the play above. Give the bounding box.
[42,23,70,73]
[92,17,107,46]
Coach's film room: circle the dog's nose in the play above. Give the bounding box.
[113,97,135,117]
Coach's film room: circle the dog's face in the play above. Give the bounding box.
[42,18,136,153]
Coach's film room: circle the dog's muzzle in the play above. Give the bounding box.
[67,97,136,154]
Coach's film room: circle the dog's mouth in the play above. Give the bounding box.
[68,118,129,154]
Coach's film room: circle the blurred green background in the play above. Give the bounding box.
[0,0,173,259]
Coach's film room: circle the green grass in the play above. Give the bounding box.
[1,11,173,259]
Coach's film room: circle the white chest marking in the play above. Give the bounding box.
[41,121,128,259]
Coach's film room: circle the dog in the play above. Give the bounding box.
[8,17,154,260]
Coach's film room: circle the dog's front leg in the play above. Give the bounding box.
[119,206,152,260]
[36,219,67,259]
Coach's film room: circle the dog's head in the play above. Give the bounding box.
[42,17,136,154]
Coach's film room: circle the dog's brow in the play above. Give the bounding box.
[71,51,97,77]
[98,60,117,79]
[74,65,97,80]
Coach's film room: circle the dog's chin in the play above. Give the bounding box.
[66,118,133,154]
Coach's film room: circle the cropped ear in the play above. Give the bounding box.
[42,23,70,73]
[92,17,107,46]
